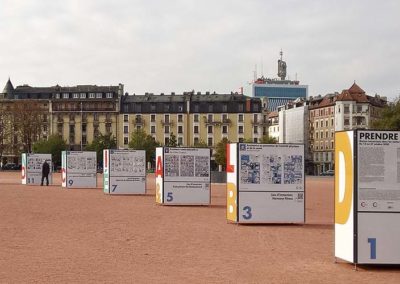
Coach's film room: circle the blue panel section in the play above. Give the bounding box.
[254,86,307,99]
[267,98,297,112]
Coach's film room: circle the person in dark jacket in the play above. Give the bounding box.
[41,160,50,186]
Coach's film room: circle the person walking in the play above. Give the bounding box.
[41,160,50,186]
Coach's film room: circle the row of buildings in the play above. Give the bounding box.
[0,78,265,166]
[268,83,387,174]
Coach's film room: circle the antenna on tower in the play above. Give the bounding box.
[280,49,283,61]
[254,64,258,82]
[261,57,264,77]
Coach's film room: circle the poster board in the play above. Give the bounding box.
[335,130,400,264]
[61,151,97,188]
[155,147,211,205]
[103,149,146,194]
[227,143,305,223]
[21,153,52,185]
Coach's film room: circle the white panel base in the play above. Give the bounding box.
[238,191,304,223]
[358,213,400,264]
[109,176,146,194]
[163,182,210,205]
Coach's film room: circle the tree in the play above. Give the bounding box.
[11,100,48,154]
[166,132,177,147]
[214,138,230,169]
[260,135,278,144]
[0,108,12,164]
[371,97,400,130]
[33,135,67,167]
[85,133,117,164]
[129,129,160,166]
[193,139,208,148]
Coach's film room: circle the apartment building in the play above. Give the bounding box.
[119,92,263,149]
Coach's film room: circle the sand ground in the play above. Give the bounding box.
[0,172,399,283]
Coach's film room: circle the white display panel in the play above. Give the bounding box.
[25,153,52,185]
[157,147,211,205]
[62,151,97,188]
[335,130,400,265]
[103,149,146,194]
[357,213,400,264]
[357,131,400,212]
[227,143,305,223]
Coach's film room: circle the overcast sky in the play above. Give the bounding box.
[1,0,399,100]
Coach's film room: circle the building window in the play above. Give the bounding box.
[165,137,170,145]
[253,114,258,123]
[124,126,128,134]
[124,114,128,122]
[238,104,244,112]
[315,121,318,128]
[164,104,170,112]
[207,114,213,122]
[55,93,60,99]
[344,105,349,114]
[178,126,183,134]
[96,93,102,98]
[106,93,113,98]
[89,93,95,98]
[344,118,350,126]
[124,137,128,145]
[82,124,86,132]
[331,141,334,149]
[222,104,228,112]
[178,104,183,112]
[222,114,228,122]
[208,137,213,146]
[238,114,244,123]
[222,125,228,134]
[194,137,199,145]
[178,137,183,146]
[151,126,156,134]
[164,114,170,123]
[194,126,199,134]
[253,126,258,134]
[178,114,183,122]
[194,114,199,122]
[165,126,169,134]
[254,138,258,143]
[80,93,86,99]
[73,93,79,99]
[94,113,99,121]
[238,126,244,134]
[331,118,334,126]
[316,132,319,139]
[151,114,156,122]
[208,126,213,134]
[239,138,244,143]
[320,131,324,138]
[63,93,69,99]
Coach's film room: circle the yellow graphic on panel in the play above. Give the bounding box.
[226,182,237,222]
[335,132,353,225]
[155,182,162,204]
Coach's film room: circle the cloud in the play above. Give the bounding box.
[0,0,399,99]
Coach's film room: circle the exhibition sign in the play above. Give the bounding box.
[103,149,146,194]
[227,143,305,223]
[335,130,400,264]
[155,147,211,205]
[21,153,52,185]
[61,151,97,188]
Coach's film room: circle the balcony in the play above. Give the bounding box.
[251,119,268,126]
[134,117,145,126]
[161,119,173,127]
